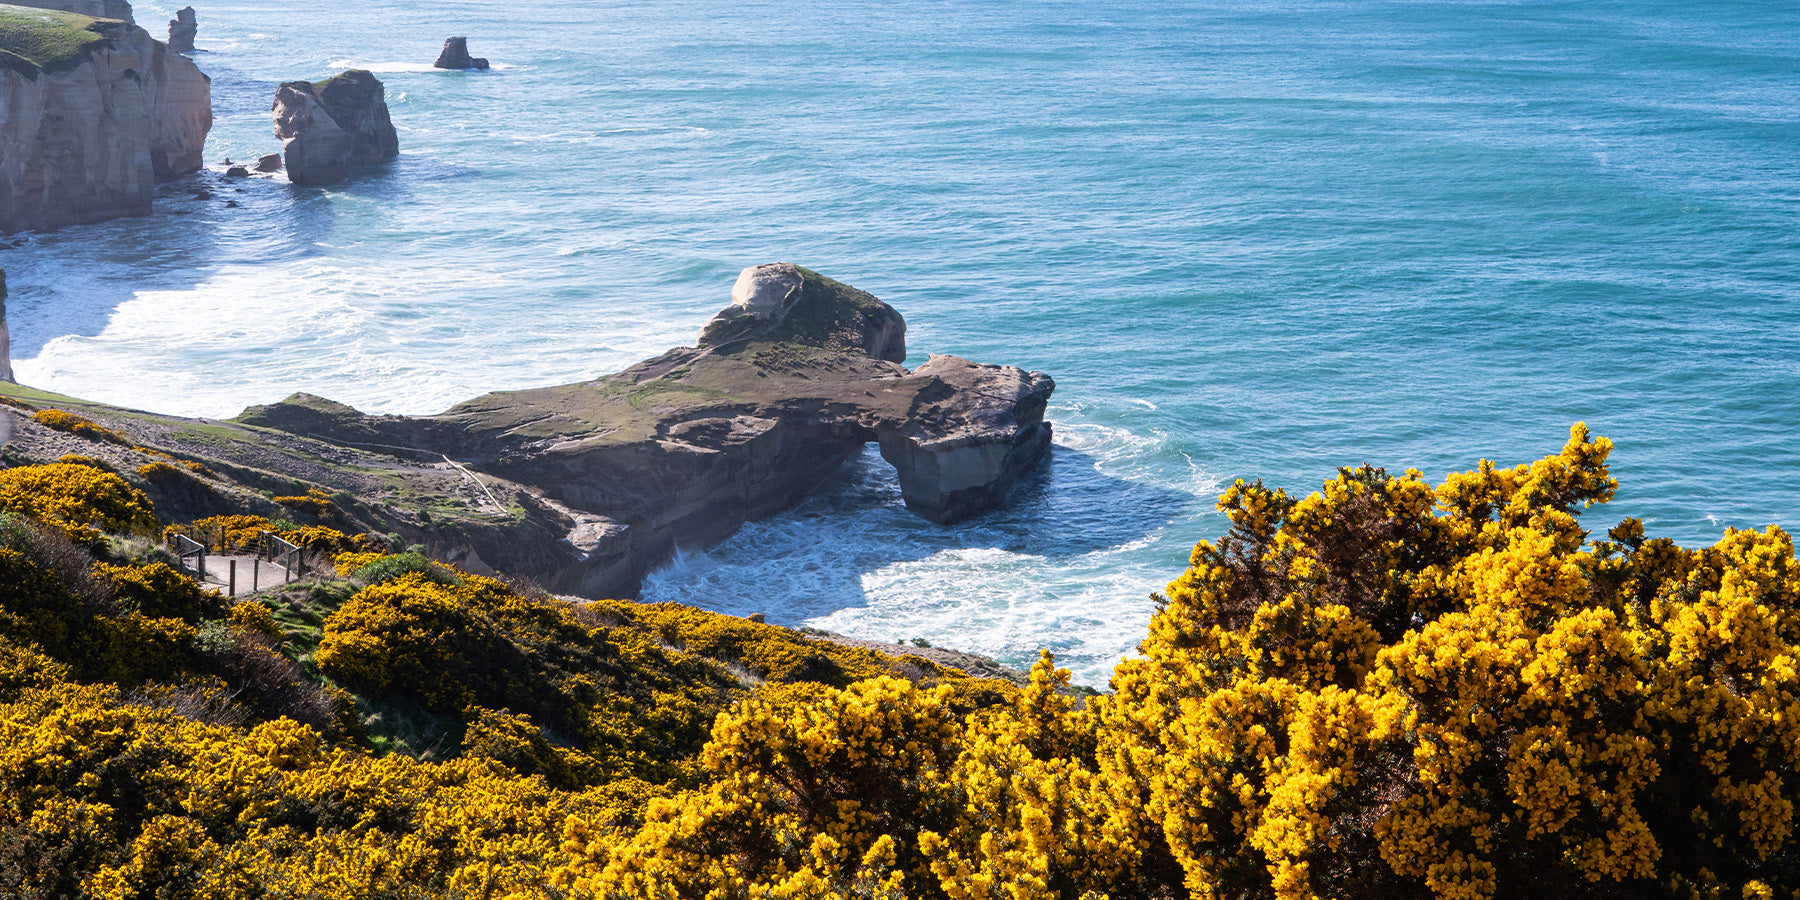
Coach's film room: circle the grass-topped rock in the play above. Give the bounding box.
[0,1,210,231]
[0,4,114,76]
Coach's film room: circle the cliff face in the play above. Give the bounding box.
[142,26,209,179]
[0,4,210,232]
[0,268,12,383]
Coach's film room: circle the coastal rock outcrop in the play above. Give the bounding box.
[0,265,1049,598]
[166,5,194,52]
[0,3,212,231]
[234,265,1054,596]
[272,69,397,186]
[433,36,487,70]
[698,262,906,361]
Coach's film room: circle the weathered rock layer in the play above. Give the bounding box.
[0,3,210,232]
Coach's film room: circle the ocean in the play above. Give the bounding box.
[4,0,1796,684]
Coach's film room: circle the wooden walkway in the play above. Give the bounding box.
[190,554,291,597]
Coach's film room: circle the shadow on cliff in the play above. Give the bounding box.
[642,442,1203,624]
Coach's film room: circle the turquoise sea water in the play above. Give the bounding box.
[4,0,1796,683]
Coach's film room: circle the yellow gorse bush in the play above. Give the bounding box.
[0,463,158,542]
[1089,424,1800,900]
[161,514,381,557]
[32,408,128,444]
[272,487,336,517]
[3,425,1799,898]
[0,675,582,900]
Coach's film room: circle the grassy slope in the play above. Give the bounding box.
[0,4,111,75]
[0,380,518,537]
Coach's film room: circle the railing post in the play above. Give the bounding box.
[229,559,237,597]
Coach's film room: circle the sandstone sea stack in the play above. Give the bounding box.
[0,3,211,231]
[165,5,194,53]
[272,69,398,186]
[433,36,487,70]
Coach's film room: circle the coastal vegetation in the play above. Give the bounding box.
[33,409,128,445]
[1,425,1795,898]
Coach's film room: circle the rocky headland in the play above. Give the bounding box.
[0,265,1053,597]
[272,69,398,186]
[0,1,210,231]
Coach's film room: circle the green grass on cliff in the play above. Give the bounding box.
[0,4,110,74]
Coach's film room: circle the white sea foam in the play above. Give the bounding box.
[643,421,1221,687]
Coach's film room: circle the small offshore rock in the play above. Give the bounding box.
[167,5,196,52]
[254,153,282,173]
[225,166,248,178]
[223,200,238,207]
[433,36,488,70]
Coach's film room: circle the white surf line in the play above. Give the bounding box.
[441,454,505,515]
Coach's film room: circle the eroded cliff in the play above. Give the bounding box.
[0,3,210,232]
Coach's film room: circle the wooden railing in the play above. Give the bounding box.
[262,531,302,582]
[172,533,206,580]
